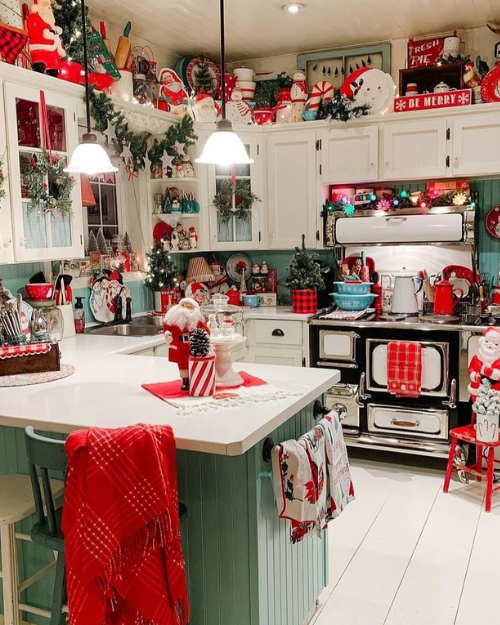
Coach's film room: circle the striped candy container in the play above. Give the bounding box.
[307,80,334,111]
[188,354,216,397]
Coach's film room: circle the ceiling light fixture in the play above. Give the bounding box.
[64,0,118,175]
[283,3,304,13]
[195,0,253,166]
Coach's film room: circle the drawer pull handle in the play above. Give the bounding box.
[391,419,421,428]
[272,329,284,337]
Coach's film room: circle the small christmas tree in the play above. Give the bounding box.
[285,235,325,291]
[189,327,211,358]
[144,245,178,291]
[96,228,108,255]
[52,0,94,67]
[194,60,214,94]
[123,231,133,254]
[87,230,98,254]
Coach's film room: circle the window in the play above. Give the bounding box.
[86,173,119,242]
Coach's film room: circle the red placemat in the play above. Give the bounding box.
[143,371,266,401]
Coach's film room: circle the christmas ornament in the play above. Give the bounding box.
[173,141,185,156]
[161,151,174,177]
[158,68,190,116]
[103,120,117,145]
[189,326,211,359]
[340,67,396,115]
[28,0,65,74]
[226,89,253,125]
[163,298,211,390]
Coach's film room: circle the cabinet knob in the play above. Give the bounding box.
[272,328,284,337]
[370,162,375,168]
[454,157,459,169]
[2,238,12,247]
[18,238,26,248]
[385,161,390,167]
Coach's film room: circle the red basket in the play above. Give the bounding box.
[292,289,318,314]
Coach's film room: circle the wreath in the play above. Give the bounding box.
[213,179,260,224]
[88,87,197,174]
[24,151,75,214]
[0,155,6,202]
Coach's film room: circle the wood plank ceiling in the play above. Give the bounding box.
[86,0,500,61]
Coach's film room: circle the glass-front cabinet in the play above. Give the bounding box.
[207,134,265,250]
[4,83,84,261]
[0,84,14,263]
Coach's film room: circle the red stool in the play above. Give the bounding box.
[443,416,500,512]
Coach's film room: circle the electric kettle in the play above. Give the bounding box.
[391,274,423,314]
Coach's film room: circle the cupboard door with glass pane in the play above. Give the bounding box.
[207,136,264,250]
[4,82,84,261]
[0,83,14,263]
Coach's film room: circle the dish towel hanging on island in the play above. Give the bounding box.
[271,411,355,543]
[62,424,189,625]
[387,340,423,398]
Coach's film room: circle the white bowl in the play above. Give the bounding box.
[236,80,256,101]
[233,67,254,81]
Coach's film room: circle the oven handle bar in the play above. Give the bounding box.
[443,378,457,409]
[316,361,358,369]
[359,372,371,402]
[391,419,421,428]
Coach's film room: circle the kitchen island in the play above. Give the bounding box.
[0,334,340,625]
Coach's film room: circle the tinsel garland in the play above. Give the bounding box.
[316,95,370,122]
[0,155,6,202]
[88,87,197,174]
[212,179,260,223]
[24,151,75,214]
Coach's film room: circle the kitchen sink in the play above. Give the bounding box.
[87,322,161,337]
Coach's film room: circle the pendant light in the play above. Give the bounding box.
[64,0,118,175]
[195,0,253,166]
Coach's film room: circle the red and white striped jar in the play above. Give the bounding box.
[188,354,216,397]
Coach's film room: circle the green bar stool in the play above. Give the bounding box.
[24,428,67,625]
[0,473,64,625]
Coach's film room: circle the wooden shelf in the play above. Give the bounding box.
[399,63,465,96]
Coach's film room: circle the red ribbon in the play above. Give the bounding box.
[231,166,236,187]
[39,90,52,159]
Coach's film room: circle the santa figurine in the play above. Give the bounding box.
[188,227,198,249]
[27,0,65,75]
[158,68,190,116]
[468,327,500,401]
[340,67,396,116]
[163,297,211,390]
[193,93,220,123]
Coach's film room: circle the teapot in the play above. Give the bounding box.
[391,274,423,314]
[434,82,456,93]
[433,279,464,315]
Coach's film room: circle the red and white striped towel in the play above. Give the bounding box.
[387,341,422,398]
[0,343,51,360]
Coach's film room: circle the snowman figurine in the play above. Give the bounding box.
[181,154,195,177]
[340,67,396,116]
[226,88,253,125]
[290,70,308,123]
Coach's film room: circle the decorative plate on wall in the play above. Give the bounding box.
[486,205,500,238]
[186,57,221,97]
[226,253,252,282]
[480,65,500,103]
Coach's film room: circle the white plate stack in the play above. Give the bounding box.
[233,67,256,102]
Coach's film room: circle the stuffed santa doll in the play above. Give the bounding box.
[340,67,396,115]
[468,327,500,401]
[163,297,210,390]
[27,0,65,75]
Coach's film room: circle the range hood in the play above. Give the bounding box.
[324,205,475,247]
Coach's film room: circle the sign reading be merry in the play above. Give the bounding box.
[394,89,472,113]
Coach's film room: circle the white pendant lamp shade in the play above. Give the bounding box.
[195,120,253,166]
[64,133,118,175]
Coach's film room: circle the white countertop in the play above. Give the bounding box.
[0,334,339,456]
[241,306,314,322]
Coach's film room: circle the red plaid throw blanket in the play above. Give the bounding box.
[62,424,189,625]
[387,341,422,398]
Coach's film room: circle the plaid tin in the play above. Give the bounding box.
[292,289,318,314]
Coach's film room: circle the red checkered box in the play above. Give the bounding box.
[292,289,318,314]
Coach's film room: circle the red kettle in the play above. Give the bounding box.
[433,280,463,315]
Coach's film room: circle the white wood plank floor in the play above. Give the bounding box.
[311,454,500,625]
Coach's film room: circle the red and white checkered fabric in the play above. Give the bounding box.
[292,289,318,314]
[0,25,27,64]
[0,342,51,360]
[62,424,189,625]
[188,355,216,397]
[387,341,422,398]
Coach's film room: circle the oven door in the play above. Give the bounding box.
[324,384,360,433]
[366,339,449,397]
[319,330,360,366]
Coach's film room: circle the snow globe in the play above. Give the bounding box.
[201,294,246,387]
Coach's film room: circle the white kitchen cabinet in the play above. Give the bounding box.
[321,125,379,183]
[382,119,448,180]
[451,113,500,176]
[267,130,319,249]
[0,84,14,263]
[245,318,309,367]
[206,133,266,250]
[4,82,84,262]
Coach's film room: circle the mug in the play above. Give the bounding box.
[242,294,263,308]
[405,82,418,96]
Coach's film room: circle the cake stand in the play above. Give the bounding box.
[210,334,247,388]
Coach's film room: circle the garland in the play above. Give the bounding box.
[0,155,6,202]
[24,151,75,214]
[212,179,260,223]
[316,95,370,122]
[88,87,197,174]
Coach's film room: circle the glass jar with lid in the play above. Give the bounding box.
[29,302,64,343]
[201,293,244,337]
